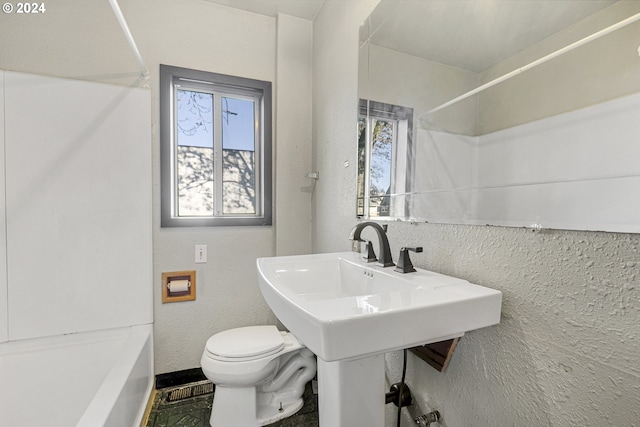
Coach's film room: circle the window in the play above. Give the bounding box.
[160,65,272,226]
[357,100,413,218]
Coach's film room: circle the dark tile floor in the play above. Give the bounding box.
[144,380,319,427]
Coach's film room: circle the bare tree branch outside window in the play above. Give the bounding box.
[176,90,255,216]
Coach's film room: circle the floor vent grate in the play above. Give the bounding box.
[164,380,214,403]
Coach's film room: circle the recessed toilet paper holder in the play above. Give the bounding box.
[162,270,196,303]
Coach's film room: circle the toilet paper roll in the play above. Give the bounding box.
[168,279,190,293]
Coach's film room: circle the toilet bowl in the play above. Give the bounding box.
[200,325,317,427]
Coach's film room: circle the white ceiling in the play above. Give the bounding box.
[367,0,618,73]
[203,0,324,20]
[202,0,619,73]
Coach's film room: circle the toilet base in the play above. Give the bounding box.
[257,396,304,426]
[210,386,304,427]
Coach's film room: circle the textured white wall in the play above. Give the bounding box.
[383,223,640,426]
[313,1,640,426]
[0,0,313,373]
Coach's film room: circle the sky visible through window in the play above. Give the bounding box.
[177,90,255,151]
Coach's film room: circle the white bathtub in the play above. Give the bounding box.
[0,324,153,427]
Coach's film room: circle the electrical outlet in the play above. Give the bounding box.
[195,245,207,263]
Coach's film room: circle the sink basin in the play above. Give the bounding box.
[257,251,502,362]
[257,251,502,427]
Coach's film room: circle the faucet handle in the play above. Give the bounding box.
[394,247,423,274]
[362,240,378,263]
[404,246,423,253]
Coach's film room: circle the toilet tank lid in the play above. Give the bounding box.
[205,325,285,358]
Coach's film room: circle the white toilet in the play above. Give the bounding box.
[200,325,317,427]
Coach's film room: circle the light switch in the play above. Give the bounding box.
[195,245,207,263]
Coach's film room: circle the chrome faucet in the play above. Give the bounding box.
[349,222,395,267]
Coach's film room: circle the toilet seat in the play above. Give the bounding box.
[205,325,285,362]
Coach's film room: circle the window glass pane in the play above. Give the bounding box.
[222,97,256,214]
[177,90,214,148]
[355,99,412,220]
[356,116,367,216]
[369,119,394,217]
[222,97,255,151]
[161,65,272,226]
[176,89,214,216]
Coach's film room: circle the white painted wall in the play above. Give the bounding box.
[313,1,640,426]
[312,0,380,253]
[364,44,479,136]
[475,92,640,232]
[0,72,6,343]
[3,71,152,340]
[3,0,638,423]
[478,1,640,135]
[275,14,314,256]
[359,44,479,223]
[412,130,476,224]
[0,0,313,373]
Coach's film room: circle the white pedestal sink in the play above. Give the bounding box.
[317,353,385,426]
[257,252,502,427]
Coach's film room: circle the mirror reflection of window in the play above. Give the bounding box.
[357,116,366,217]
[357,100,413,219]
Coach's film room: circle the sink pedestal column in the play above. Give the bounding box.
[317,354,385,427]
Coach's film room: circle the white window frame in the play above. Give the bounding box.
[160,65,272,227]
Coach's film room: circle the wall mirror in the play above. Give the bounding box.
[358,0,640,233]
